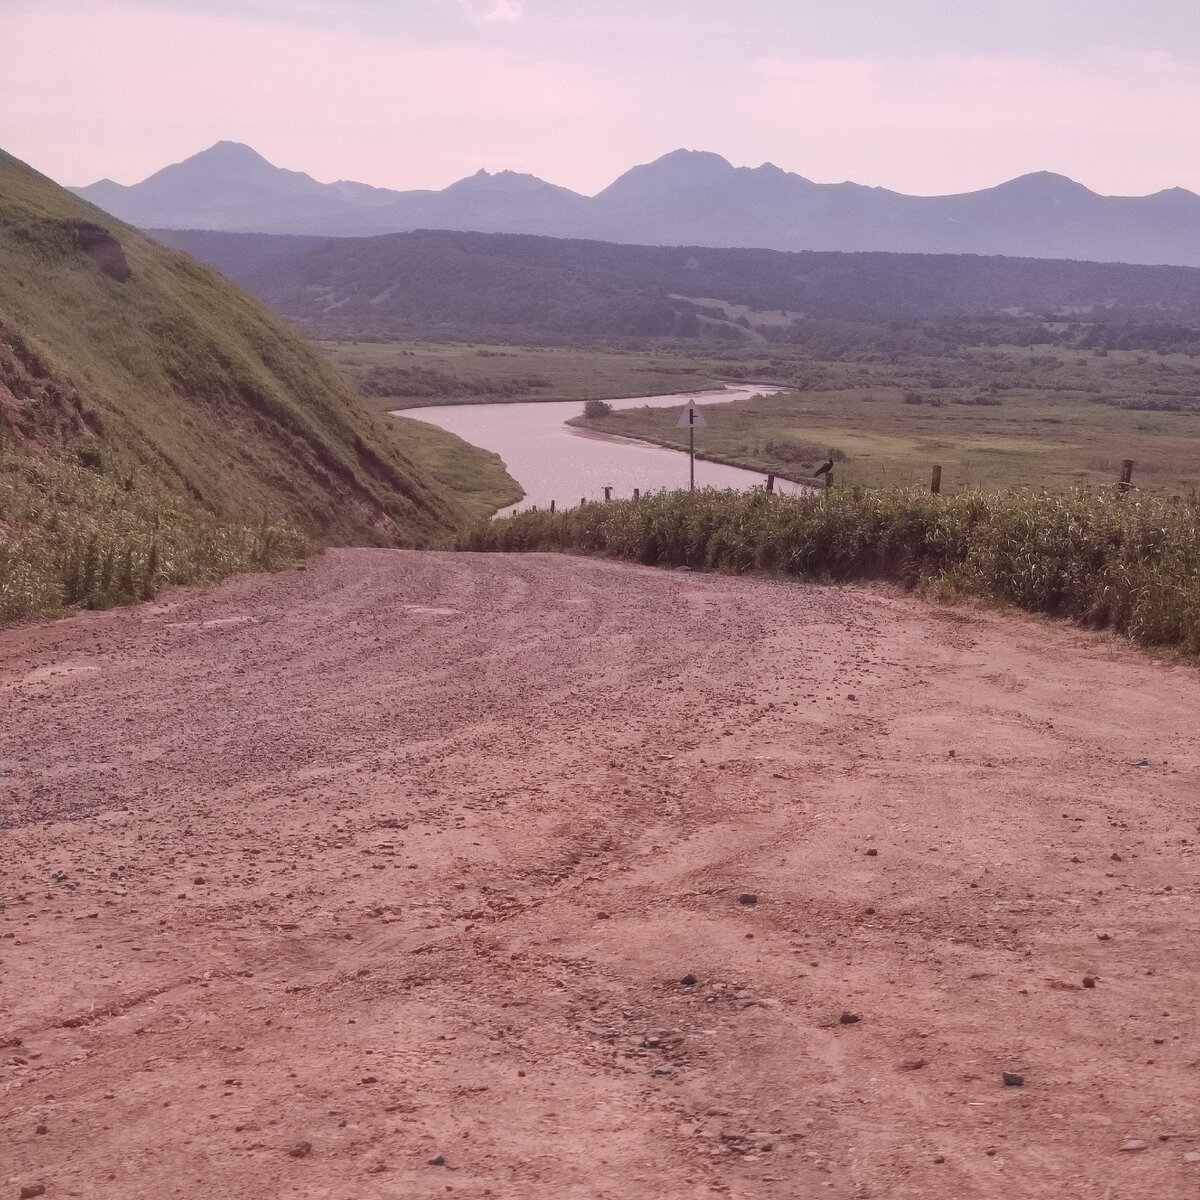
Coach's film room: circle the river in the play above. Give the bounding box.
[397,385,803,516]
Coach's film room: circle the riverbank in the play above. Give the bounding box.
[398,386,793,515]
[323,340,727,412]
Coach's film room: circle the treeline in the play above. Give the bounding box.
[357,365,553,399]
[160,228,1200,353]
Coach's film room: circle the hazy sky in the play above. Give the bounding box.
[5,0,1200,197]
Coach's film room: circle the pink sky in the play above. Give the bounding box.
[3,0,1199,197]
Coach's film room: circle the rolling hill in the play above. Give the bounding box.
[151,227,1200,347]
[72,142,1200,268]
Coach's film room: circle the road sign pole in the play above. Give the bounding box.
[677,399,706,493]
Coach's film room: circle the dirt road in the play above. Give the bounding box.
[2,550,1198,1199]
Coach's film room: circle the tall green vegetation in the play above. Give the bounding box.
[0,441,305,622]
[462,487,1200,654]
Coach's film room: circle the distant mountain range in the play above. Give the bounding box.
[72,142,1200,268]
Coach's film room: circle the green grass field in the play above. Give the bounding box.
[320,337,1200,502]
[568,344,1200,494]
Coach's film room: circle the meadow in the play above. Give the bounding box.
[570,343,1200,494]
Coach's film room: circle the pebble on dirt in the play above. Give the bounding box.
[428,1154,446,1166]
[1002,1072,1024,1087]
[1082,976,1097,988]
[839,1011,862,1025]
[865,848,878,856]
[19,1186,46,1199]
[679,973,697,986]
[738,893,758,906]
[1121,1140,1148,1153]
[898,1057,927,1071]
[287,1141,312,1158]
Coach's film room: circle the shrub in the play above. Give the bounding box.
[582,399,613,419]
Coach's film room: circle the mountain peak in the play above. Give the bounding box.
[147,141,279,176]
[596,149,737,204]
[993,171,1095,197]
[137,141,291,190]
[196,140,273,165]
[655,148,735,169]
[445,168,560,196]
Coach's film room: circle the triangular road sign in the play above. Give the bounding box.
[676,400,708,429]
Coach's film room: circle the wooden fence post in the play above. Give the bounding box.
[604,486,613,502]
[765,473,775,493]
[550,499,555,514]
[580,497,586,507]
[824,472,832,490]
[633,488,640,500]
[931,465,942,495]
[1118,460,1134,493]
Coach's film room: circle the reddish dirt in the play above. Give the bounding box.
[2,549,1199,1199]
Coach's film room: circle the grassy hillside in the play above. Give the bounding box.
[0,150,462,618]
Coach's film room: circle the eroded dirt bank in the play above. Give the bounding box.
[1,550,1198,1199]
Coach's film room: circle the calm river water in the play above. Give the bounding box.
[399,385,802,516]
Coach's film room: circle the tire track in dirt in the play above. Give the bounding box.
[2,550,1199,1198]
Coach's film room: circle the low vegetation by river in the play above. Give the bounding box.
[463,486,1200,655]
[324,341,722,410]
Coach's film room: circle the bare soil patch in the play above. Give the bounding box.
[2,551,1198,1198]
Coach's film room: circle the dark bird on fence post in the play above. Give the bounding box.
[813,452,835,478]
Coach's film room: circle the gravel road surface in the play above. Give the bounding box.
[2,550,1199,1198]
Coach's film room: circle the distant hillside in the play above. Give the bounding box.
[0,150,460,617]
[155,227,1200,347]
[73,142,1200,268]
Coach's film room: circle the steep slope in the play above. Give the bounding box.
[71,143,1200,267]
[0,149,460,617]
